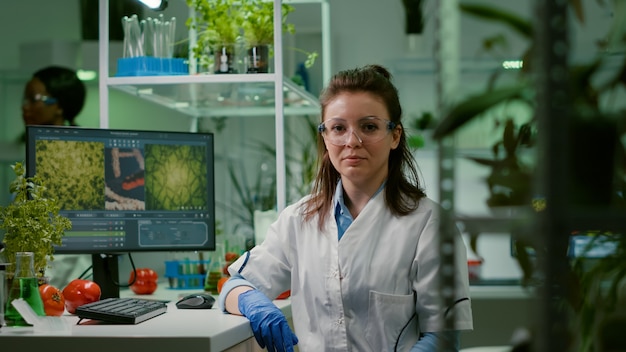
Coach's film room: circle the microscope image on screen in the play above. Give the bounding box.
[143,144,209,211]
[34,139,106,211]
[105,147,146,211]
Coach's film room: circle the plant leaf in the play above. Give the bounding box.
[460,3,533,39]
[432,84,529,139]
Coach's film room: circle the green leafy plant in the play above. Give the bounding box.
[432,3,626,351]
[407,111,436,150]
[186,0,245,69]
[186,0,317,70]
[0,162,72,277]
[240,0,295,46]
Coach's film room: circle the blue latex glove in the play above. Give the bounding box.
[238,289,298,352]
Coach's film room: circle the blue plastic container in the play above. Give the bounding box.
[116,57,188,77]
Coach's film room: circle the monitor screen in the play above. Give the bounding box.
[26,125,215,297]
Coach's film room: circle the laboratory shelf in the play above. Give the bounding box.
[109,74,320,117]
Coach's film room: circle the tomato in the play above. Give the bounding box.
[128,268,158,295]
[62,279,102,314]
[224,252,239,262]
[38,284,65,316]
[276,290,291,300]
[222,263,230,276]
[217,277,229,294]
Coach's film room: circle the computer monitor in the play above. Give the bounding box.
[26,125,216,298]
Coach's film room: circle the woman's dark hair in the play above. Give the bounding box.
[302,64,426,229]
[33,66,86,125]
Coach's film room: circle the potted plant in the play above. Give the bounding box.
[187,0,317,74]
[186,0,245,73]
[0,162,72,279]
[240,0,295,73]
[431,3,626,350]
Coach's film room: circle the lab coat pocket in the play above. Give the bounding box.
[365,291,418,352]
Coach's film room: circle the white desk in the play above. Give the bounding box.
[1,285,528,351]
[0,288,292,352]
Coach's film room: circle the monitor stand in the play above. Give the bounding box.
[92,253,121,299]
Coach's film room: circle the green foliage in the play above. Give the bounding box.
[464,119,534,207]
[571,232,626,351]
[186,0,318,70]
[240,0,295,46]
[0,162,72,276]
[436,3,626,351]
[186,0,245,69]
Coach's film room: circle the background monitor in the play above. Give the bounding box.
[26,125,216,298]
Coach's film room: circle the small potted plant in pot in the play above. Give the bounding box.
[0,162,72,280]
[186,0,245,73]
[240,0,295,73]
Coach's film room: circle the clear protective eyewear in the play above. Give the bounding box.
[22,94,58,106]
[318,117,397,146]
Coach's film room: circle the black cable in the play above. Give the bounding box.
[77,254,137,287]
[108,253,137,287]
[393,297,470,351]
[444,297,469,318]
[78,265,93,280]
[394,313,417,352]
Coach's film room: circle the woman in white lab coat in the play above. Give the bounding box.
[218,64,473,352]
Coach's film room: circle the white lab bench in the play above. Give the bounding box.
[0,284,529,351]
[0,288,288,352]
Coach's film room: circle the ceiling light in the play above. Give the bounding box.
[137,0,168,11]
[76,70,97,81]
[502,60,523,70]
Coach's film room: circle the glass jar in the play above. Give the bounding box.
[4,252,45,326]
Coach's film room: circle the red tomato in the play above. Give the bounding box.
[224,252,239,262]
[276,290,291,300]
[62,279,102,314]
[128,268,158,295]
[217,277,229,294]
[39,284,65,316]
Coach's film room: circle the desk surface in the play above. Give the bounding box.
[0,284,529,351]
[0,288,291,352]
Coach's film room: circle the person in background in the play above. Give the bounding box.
[22,65,86,128]
[218,64,473,351]
[20,65,89,289]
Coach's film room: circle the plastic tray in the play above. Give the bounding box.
[116,57,188,77]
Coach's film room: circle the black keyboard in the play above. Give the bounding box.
[76,297,168,324]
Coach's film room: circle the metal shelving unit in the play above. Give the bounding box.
[97,0,329,212]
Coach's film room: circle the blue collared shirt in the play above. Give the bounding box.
[333,179,385,240]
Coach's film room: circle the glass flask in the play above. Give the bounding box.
[0,251,9,327]
[4,252,45,326]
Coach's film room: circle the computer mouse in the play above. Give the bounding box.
[175,293,216,309]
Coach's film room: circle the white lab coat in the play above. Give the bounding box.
[228,192,473,352]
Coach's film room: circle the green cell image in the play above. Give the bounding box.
[144,144,208,211]
[35,140,106,210]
